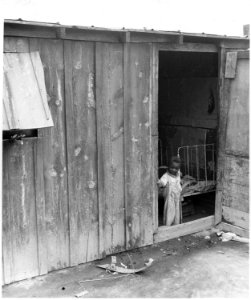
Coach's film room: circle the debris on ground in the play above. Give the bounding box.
[120,262,127,269]
[111,256,117,264]
[218,232,249,243]
[166,250,177,256]
[193,227,220,238]
[96,258,154,274]
[160,248,178,256]
[79,274,131,284]
[204,235,211,240]
[217,251,225,254]
[75,290,89,297]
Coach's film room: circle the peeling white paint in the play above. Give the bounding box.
[56,70,63,110]
[49,168,57,177]
[145,122,150,127]
[75,61,82,69]
[84,155,89,161]
[143,96,149,103]
[132,137,139,142]
[139,71,143,78]
[87,72,95,108]
[55,100,61,106]
[74,146,81,156]
[88,180,95,189]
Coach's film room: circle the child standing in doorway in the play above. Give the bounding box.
[158,156,182,226]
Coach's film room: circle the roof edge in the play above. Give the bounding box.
[4,19,250,41]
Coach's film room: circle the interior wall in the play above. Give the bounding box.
[158,52,218,170]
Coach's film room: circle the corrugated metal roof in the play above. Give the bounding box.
[3,51,54,130]
[4,19,250,41]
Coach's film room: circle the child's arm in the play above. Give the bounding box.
[157,173,168,188]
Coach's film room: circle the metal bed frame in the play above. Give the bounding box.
[158,140,216,197]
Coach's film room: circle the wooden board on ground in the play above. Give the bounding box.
[154,216,215,243]
[64,40,99,265]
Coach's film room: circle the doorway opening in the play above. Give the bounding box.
[158,50,218,227]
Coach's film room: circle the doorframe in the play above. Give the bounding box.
[151,42,220,240]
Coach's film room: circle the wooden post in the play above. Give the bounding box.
[243,24,250,37]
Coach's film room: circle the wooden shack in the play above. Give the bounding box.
[2,20,249,284]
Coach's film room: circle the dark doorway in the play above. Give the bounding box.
[158,50,218,227]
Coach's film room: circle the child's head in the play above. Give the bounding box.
[169,156,181,176]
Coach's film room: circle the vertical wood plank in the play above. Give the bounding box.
[124,43,153,249]
[221,55,249,226]
[33,138,48,275]
[225,51,238,78]
[96,43,125,256]
[64,40,99,265]
[216,49,249,226]
[151,43,159,232]
[29,38,70,271]
[225,57,249,156]
[2,142,11,285]
[215,47,226,225]
[2,141,39,284]
[123,42,130,250]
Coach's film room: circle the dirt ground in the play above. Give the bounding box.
[2,230,249,298]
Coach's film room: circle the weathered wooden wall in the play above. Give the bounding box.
[2,37,153,284]
[219,53,249,230]
[2,33,249,285]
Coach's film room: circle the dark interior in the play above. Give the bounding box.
[158,51,218,226]
[3,129,38,141]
